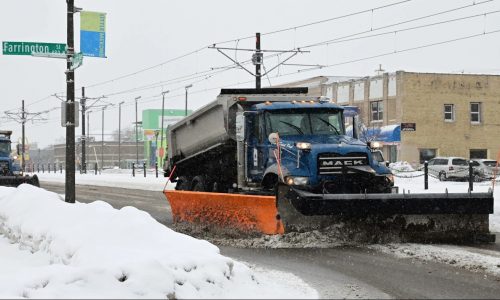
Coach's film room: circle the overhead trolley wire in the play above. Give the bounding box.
[300,0,496,49]
[299,9,500,48]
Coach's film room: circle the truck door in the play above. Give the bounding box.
[246,113,266,182]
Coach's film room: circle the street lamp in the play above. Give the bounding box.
[135,96,141,165]
[101,104,113,170]
[118,101,125,169]
[160,90,169,168]
[185,84,193,117]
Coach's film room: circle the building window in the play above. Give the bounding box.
[470,102,481,123]
[419,148,437,164]
[371,101,383,122]
[470,149,487,159]
[444,104,454,122]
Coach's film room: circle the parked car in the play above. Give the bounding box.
[427,157,469,181]
[471,159,498,181]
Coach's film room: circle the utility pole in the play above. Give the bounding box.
[184,85,192,117]
[21,100,25,172]
[118,101,125,169]
[65,0,76,203]
[255,32,261,89]
[101,106,105,170]
[210,32,306,89]
[160,91,169,168]
[135,96,141,165]
[5,102,48,172]
[81,87,86,173]
[87,111,90,144]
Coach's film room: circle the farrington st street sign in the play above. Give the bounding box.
[2,41,66,56]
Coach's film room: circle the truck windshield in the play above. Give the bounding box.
[0,142,11,156]
[265,110,344,136]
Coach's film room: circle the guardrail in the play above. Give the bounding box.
[31,162,163,178]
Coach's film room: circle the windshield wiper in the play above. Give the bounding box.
[317,118,341,135]
[279,121,304,135]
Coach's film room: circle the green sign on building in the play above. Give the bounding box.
[142,109,191,168]
[2,41,66,56]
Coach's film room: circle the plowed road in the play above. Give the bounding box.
[41,182,500,299]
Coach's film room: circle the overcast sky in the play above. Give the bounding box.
[1,0,499,148]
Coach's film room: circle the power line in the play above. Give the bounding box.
[300,0,495,49]
[22,24,500,130]
[211,0,414,45]
[12,0,495,113]
[283,28,500,75]
[79,0,414,90]
[300,9,500,48]
[262,0,414,38]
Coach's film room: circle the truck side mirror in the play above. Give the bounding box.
[268,132,278,144]
[16,144,21,155]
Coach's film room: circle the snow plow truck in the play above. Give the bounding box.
[0,131,39,187]
[163,88,494,243]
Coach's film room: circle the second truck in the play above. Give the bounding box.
[163,88,494,243]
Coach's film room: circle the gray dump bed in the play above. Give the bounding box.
[167,88,316,163]
[167,95,235,161]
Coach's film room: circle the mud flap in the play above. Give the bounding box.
[164,190,284,235]
[277,184,495,243]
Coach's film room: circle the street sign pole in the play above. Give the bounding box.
[65,0,76,203]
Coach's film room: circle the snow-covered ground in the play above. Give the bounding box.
[376,167,500,278]
[0,185,317,299]
[35,170,175,191]
[35,168,500,233]
[33,168,500,281]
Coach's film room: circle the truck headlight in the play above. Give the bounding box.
[285,176,309,186]
[295,142,311,150]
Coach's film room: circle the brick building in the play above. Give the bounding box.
[280,71,500,165]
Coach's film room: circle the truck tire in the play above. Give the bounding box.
[175,176,191,190]
[29,175,40,187]
[191,175,208,192]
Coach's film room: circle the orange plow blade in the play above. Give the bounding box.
[164,190,284,235]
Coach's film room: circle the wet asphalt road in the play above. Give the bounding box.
[41,181,500,299]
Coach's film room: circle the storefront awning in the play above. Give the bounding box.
[363,124,400,143]
[346,124,401,143]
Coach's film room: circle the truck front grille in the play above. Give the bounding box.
[318,152,368,175]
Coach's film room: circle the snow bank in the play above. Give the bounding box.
[36,171,175,191]
[371,243,500,277]
[0,185,316,299]
[389,161,415,172]
[394,174,500,232]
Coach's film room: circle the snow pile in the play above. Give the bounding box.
[0,185,316,299]
[371,243,500,277]
[389,161,415,173]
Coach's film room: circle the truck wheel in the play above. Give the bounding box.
[438,172,447,182]
[191,175,207,192]
[175,176,191,190]
[29,175,40,187]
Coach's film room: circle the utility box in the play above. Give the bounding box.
[61,101,80,127]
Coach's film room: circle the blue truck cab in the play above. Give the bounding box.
[0,131,21,176]
[241,101,394,194]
